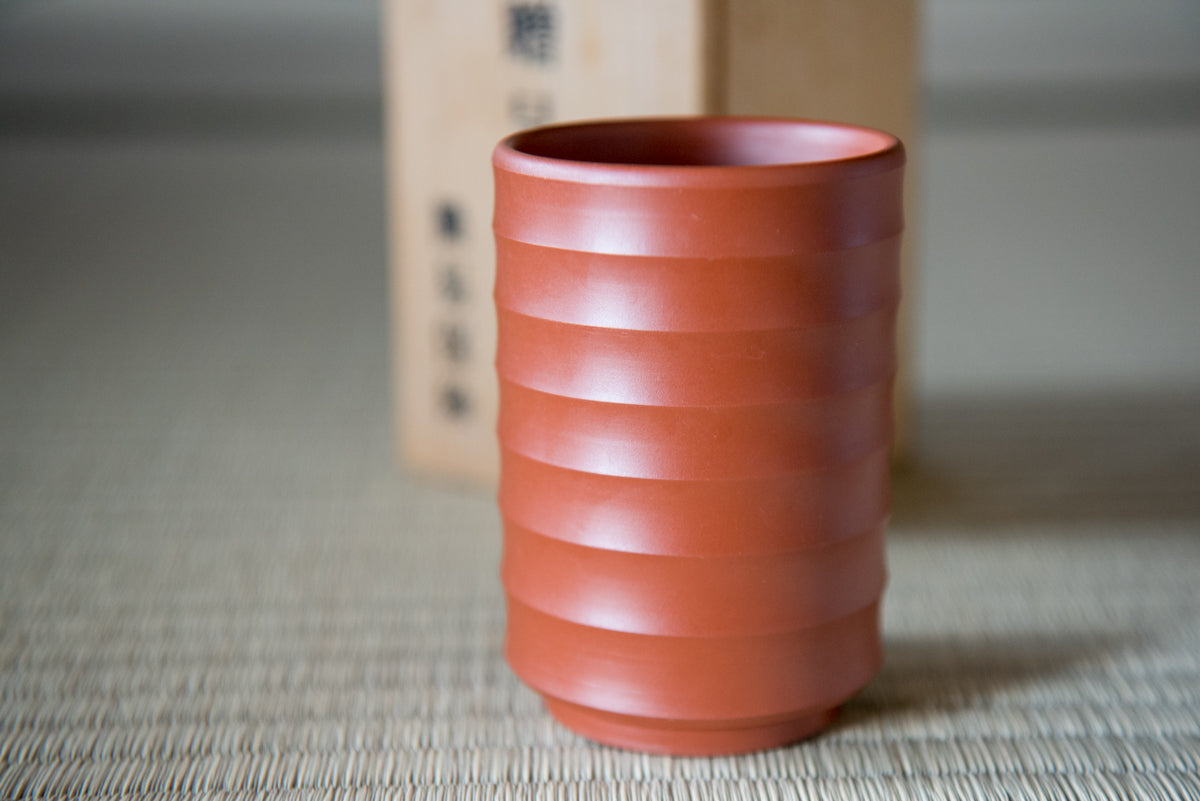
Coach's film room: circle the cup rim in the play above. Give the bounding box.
[493,115,904,187]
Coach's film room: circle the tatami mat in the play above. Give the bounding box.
[2,140,1198,799]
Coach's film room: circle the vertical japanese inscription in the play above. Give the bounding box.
[434,199,471,421]
[427,5,565,432]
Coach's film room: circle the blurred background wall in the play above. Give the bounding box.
[2,0,1198,401]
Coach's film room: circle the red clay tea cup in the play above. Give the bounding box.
[493,116,905,755]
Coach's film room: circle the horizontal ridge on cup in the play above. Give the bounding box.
[495,307,896,406]
[505,596,882,722]
[498,446,890,555]
[493,160,903,259]
[494,235,901,332]
[497,379,893,480]
[501,521,886,637]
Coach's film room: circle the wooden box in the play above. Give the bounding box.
[382,0,919,485]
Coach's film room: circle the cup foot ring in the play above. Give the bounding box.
[543,696,839,756]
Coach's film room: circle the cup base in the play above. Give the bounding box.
[543,696,839,756]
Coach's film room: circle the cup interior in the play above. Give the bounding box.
[506,118,896,168]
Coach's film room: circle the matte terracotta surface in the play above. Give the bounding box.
[498,378,893,479]
[499,448,892,555]
[496,307,898,405]
[493,117,904,755]
[506,598,883,721]
[495,236,902,331]
[502,523,887,636]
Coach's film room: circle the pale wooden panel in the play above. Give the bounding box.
[723,0,920,456]
[384,0,707,485]
[384,0,508,484]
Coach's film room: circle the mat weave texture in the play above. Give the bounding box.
[2,141,1199,799]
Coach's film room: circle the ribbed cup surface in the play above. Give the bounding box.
[493,117,904,755]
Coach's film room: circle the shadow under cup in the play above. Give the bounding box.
[493,117,905,755]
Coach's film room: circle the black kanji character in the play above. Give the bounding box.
[436,201,464,242]
[508,90,555,128]
[508,3,555,64]
[439,265,467,304]
[439,384,471,420]
[439,323,469,363]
